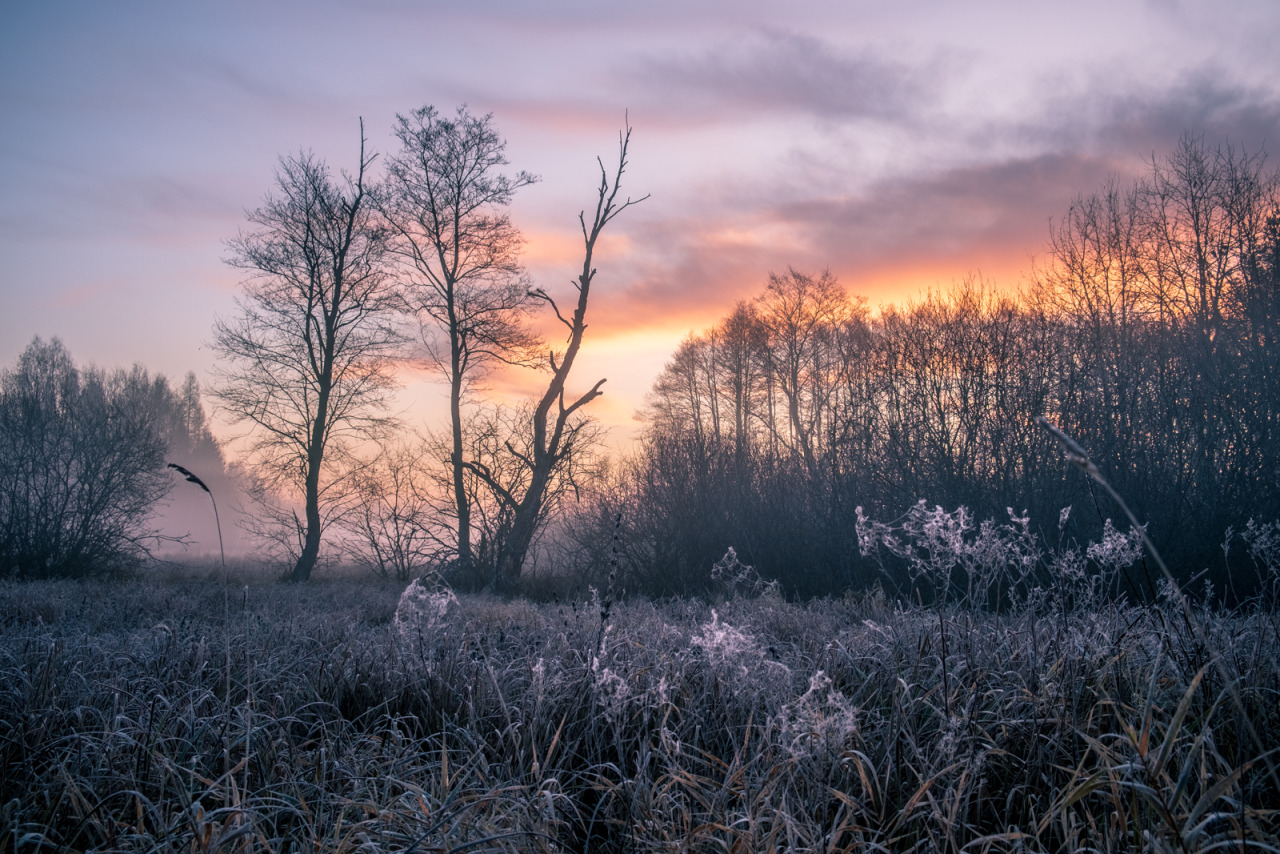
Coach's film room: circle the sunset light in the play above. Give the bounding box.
[6,2,1277,444]
[4,4,1280,847]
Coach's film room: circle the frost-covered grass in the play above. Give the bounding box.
[2,571,1278,852]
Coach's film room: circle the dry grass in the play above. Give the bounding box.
[1,572,1277,852]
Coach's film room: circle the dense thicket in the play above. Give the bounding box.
[591,136,1280,598]
[0,338,220,578]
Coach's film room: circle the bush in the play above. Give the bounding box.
[0,338,170,578]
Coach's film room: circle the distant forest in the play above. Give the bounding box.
[610,135,1280,598]
[2,125,1278,601]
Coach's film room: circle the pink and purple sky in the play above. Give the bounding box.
[4,0,1280,445]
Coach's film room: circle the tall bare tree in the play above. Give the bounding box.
[756,268,858,477]
[466,122,646,589]
[382,105,540,574]
[717,302,770,460]
[213,123,400,582]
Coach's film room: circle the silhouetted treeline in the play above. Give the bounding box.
[0,338,223,578]
[575,135,1280,599]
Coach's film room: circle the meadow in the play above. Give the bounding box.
[2,559,1278,853]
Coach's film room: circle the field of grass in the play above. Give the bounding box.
[2,566,1278,852]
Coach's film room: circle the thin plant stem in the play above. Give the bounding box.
[1036,416,1280,795]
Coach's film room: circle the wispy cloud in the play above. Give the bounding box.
[628,28,942,126]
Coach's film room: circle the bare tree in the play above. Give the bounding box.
[717,302,770,460]
[338,441,440,581]
[756,268,858,478]
[213,123,400,582]
[642,334,716,451]
[382,105,541,574]
[466,122,647,589]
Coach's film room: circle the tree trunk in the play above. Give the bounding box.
[495,467,550,590]
[291,439,324,582]
[450,356,471,572]
[292,355,332,582]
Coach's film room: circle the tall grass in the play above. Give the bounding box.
[2,565,1277,852]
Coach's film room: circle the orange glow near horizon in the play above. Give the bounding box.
[520,228,583,269]
[383,245,1039,455]
[846,256,1038,312]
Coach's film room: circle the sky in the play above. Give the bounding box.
[4,0,1280,448]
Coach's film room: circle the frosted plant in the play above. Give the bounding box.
[1029,503,1091,612]
[775,670,860,762]
[856,502,1161,613]
[1049,542,1095,609]
[855,506,896,557]
[904,502,970,595]
[966,509,1041,607]
[936,714,965,763]
[590,661,632,725]
[1241,519,1280,578]
[857,502,1044,609]
[856,501,966,601]
[658,725,682,758]
[585,625,638,725]
[652,675,671,709]
[711,547,780,600]
[691,609,756,675]
[691,609,786,681]
[393,573,458,647]
[1086,519,1144,580]
[531,656,547,706]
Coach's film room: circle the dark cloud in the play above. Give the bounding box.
[1089,71,1280,157]
[781,153,1116,273]
[994,66,1280,167]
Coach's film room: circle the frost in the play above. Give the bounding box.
[856,502,1161,612]
[856,501,1039,608]
[393,574,458,646]
[691,609,787,682]
[711,547,780,599]
[590,661,632,724]
[1086,519,1144,573]
[1241,519,1280,577]
[774,670,860,761]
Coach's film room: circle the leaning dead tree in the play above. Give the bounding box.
[467,122,647,589]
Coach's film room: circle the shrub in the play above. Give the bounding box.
[0,338,170,578]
